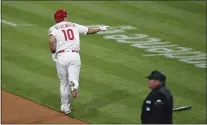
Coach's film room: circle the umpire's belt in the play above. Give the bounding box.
[58,50,79,54]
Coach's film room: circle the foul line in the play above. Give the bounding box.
[1,20,17,27]
[1,19,34,27]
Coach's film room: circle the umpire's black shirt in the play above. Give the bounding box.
[141,84,173,124]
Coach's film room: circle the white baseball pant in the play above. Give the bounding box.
[56,51,81,112]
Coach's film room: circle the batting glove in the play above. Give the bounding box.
[52,53,57,62]
[99,25,109,31]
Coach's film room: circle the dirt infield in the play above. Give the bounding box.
[1,91,86,124]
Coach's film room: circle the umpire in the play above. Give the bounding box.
[141,70,173,124]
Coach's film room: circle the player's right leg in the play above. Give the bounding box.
[56,61,71,115]
[68,54,81,98]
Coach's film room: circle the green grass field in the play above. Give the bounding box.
[2,1,206,124]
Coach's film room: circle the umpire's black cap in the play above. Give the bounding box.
[146,70,166,82]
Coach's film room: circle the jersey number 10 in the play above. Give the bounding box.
[62,29,75,41]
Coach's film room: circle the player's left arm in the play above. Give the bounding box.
[87,27,101,34]
[87,26,109,34]
[75,23,109,35]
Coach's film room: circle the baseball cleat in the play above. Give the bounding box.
[61,106,71,115]
[62,110,71,115]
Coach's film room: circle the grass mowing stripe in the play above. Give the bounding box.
[125,25,206,52]
[57,1,205,51]
[81,48,206,106]
[82,65,206,108]
[77,76,205,123]
[122,1,205,26]
[82,58,205,103]
[2,25,53,66]
[81,38,205,82]
[2,48,56,79]
[2,60,59,91]
[2,60,61,111]
[2,41,54,67]
[155,1,206,16]
[172,97,206,124]
[80,67,145,95]
[76,108,129,124]
[82,33,205,69]
[2,25,50,50]
[2,74,61,111]
[97,1,205,35]
[99,102,140,123]
[81,50,206,110]
[81,52,144,83]
[80,44,206,99]
[81,36,173,71]
[35,1,97,25]
[72,70,143,123]
[60,1,128,25]
[2,1,53,18]
[60,1,205,42]
[72,79,139,123]
[2,3,53,28]
[2,15,34,25]
[2,28,49,51]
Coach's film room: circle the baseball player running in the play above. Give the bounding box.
[48,9,109,115]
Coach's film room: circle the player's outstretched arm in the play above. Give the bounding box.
[87,25,109,34]
[87,27,101,34]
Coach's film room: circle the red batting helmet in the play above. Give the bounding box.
[54,9,68,23]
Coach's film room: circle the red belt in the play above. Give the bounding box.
[58,50,79,54]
